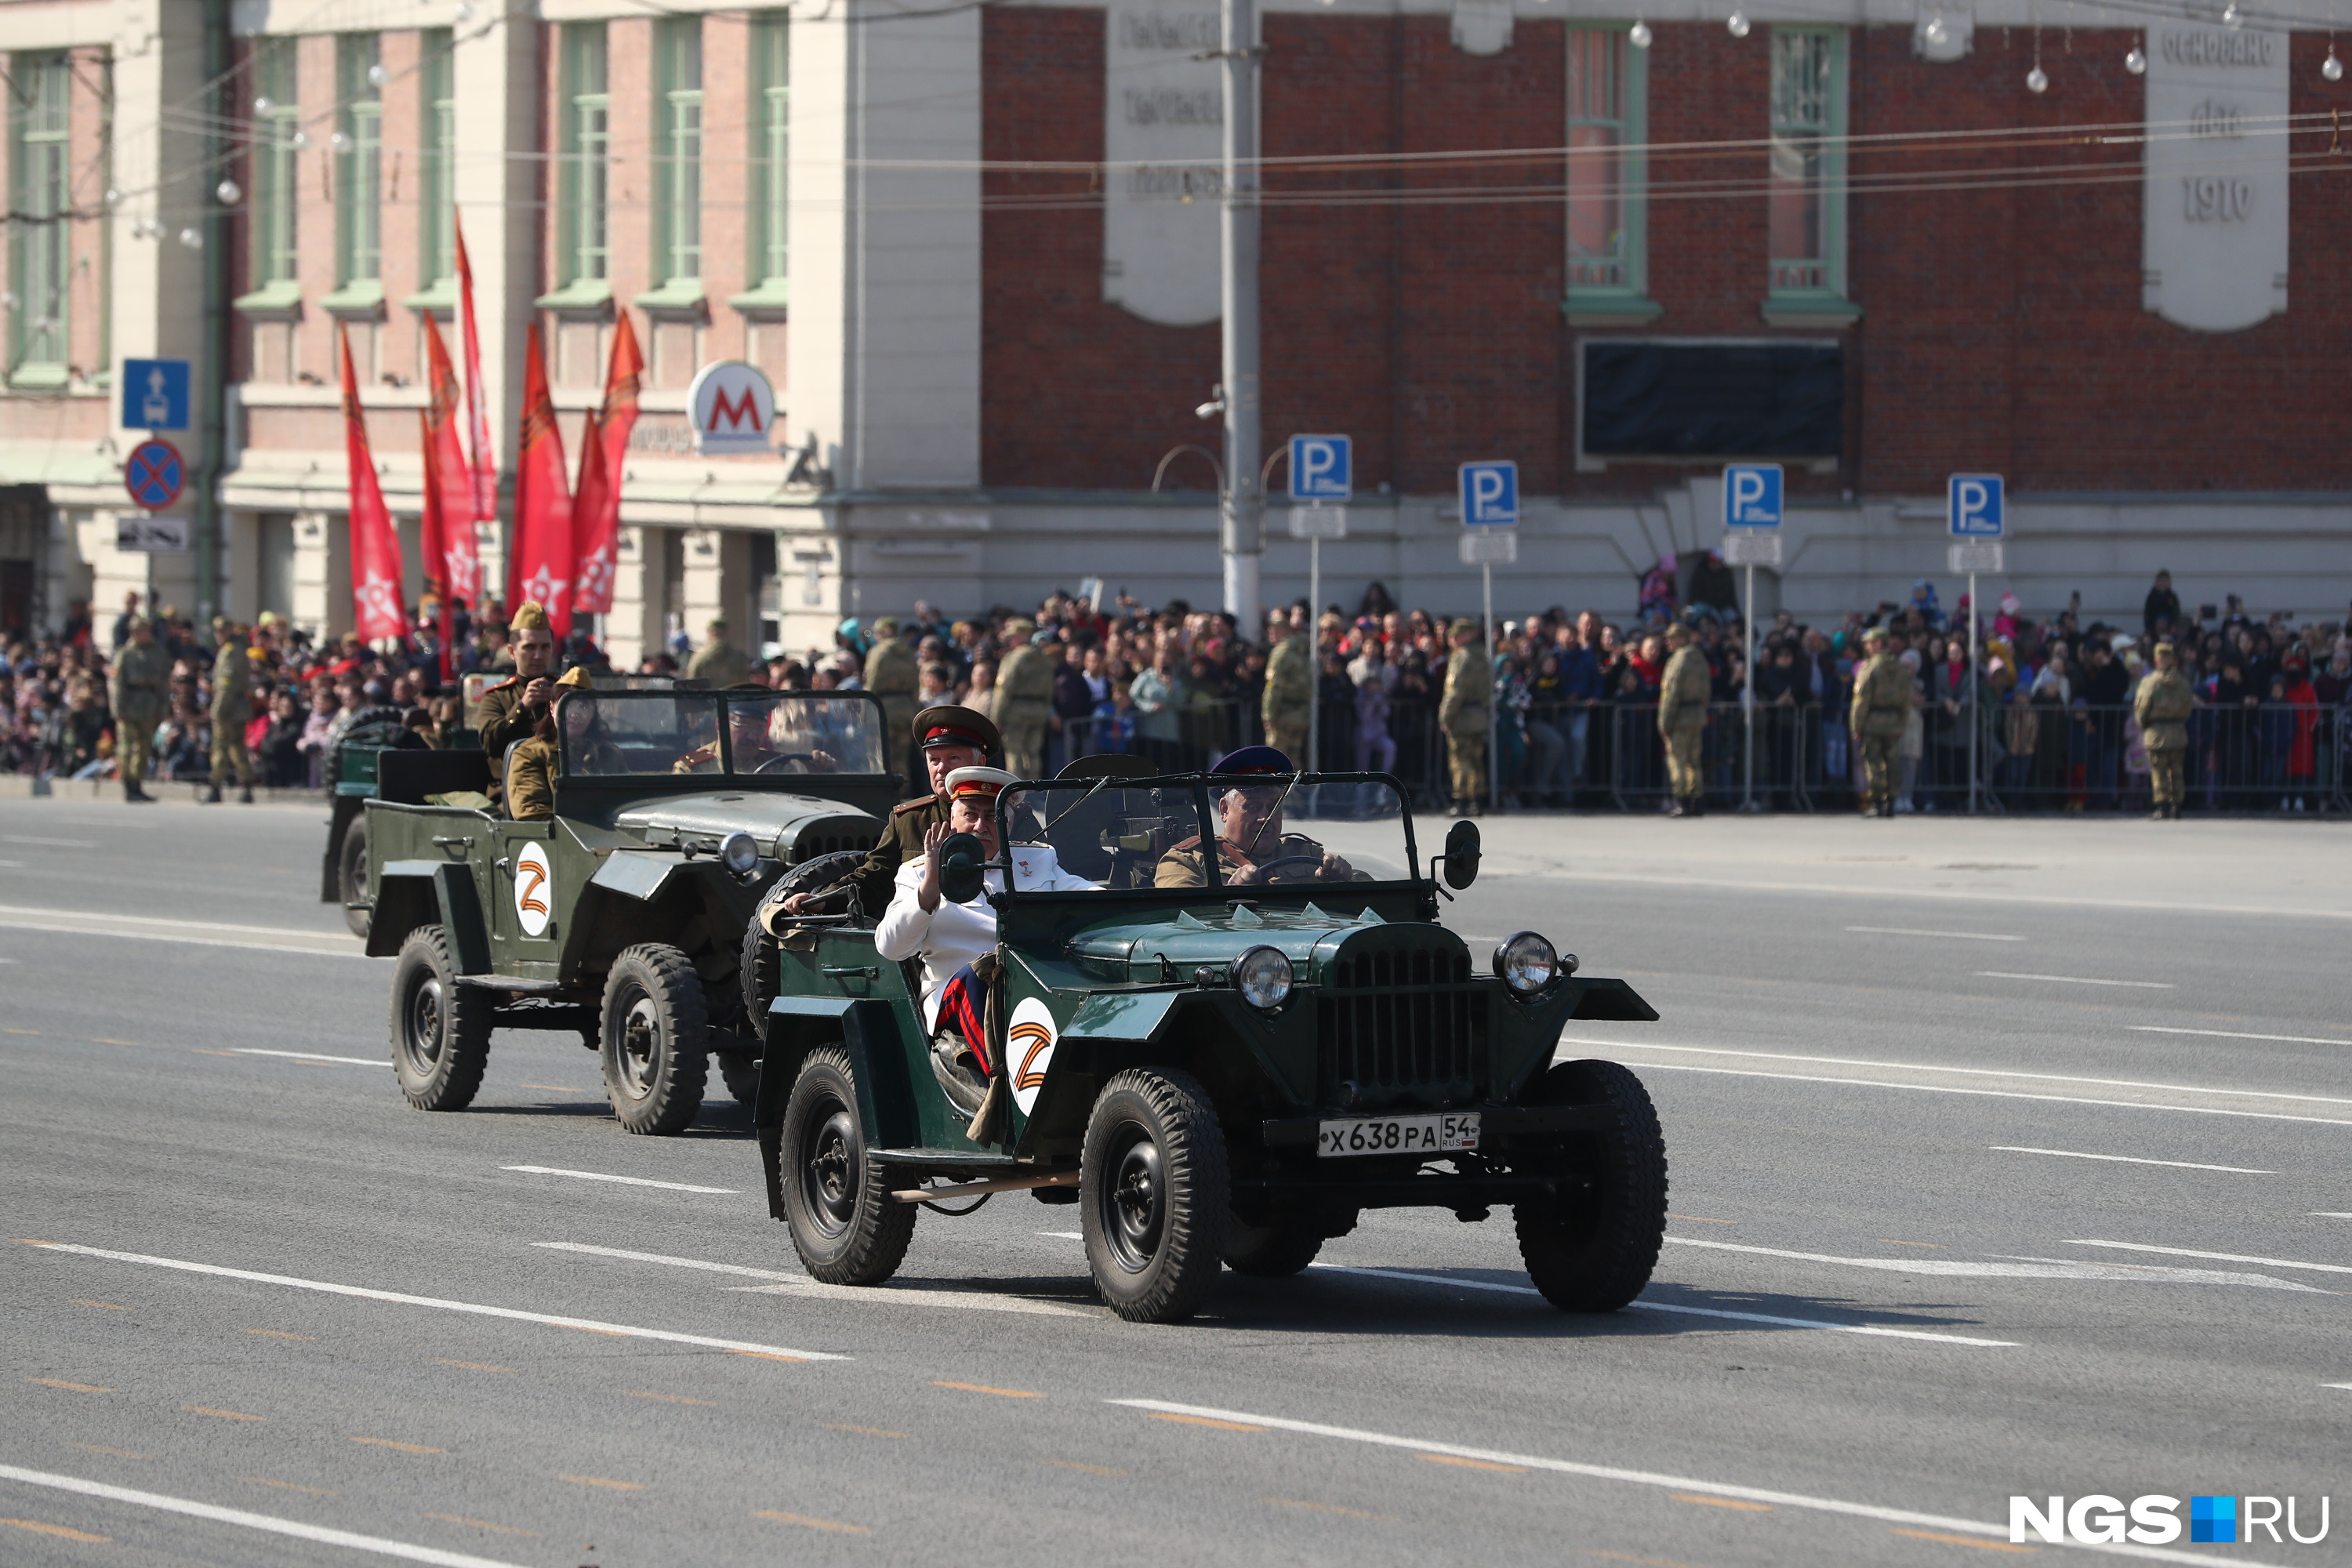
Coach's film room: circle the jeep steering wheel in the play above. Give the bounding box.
[1237,854,1328,884]
[750,751,818,775]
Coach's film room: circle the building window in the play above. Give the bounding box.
[653,18,703,287]
[751,14,788,289]
[1566,27,1644,297]
[558,24,609,286]
[249,38,299,289]
[9,53,72,376]
[1767,26,1847,299]
[419,29,456,289]
[336,34,383,289]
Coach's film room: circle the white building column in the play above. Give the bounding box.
[606,525,664,671]
[290,511,350,643]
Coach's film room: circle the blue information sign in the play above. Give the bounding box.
[1288,434,1352,502]
[1947,474,2005,538]
[1457,460,1519,526]
[122,358,191,432]
[1722,463,1784,528]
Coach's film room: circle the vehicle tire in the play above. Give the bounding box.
[739,849,866,1024]
[1080,1068,1229,1323]
[779,1047,915,1285]
[1513,1058,1668,1312]
[597,944,710,1135]
[714,1050,760,1107]
[389,926,492,1112]
[1223,1218,1323,1277]
[337,817,372,938]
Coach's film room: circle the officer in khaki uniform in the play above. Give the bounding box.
[863,617,921,781]
[206,619,254,803]
[781,705,1000,922]
[472,601,558,808]
[1261,618,1312,762]
[1657,620,1712,818]
[1439,619,1492,815]
[2134,641,2196,819]
[109,616,169,802]
[1848,626,1912,817]
[993,622,1054,780]
[506,667,622,820]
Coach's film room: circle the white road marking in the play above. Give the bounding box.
[2131,1025,2352,1047]
[0,1463,524,1568]
[1844,926,2024,941]
[1303,1263,2015,1345]
[1104,1399,2249,1567]
[1991,1146,2273,1174]
[2067,1240,2352,1276]
[535,1241,1087,1317]
[2312,1214,2352,1219]
[0,904,368,959]
[235,1049,384,1069]
[1975,971,2174,989]
[1667,1236,2321,1292]
[19,1242,848,1359]
[2323,1383,2352,1392]
[504,1167,737,1195]
[3,836,96,848]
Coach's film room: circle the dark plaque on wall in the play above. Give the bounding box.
[1582,341,1843,459]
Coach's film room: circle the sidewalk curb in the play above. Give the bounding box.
[0,775,327,808]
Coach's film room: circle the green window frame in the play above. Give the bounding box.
[1564,26,1647,304]
[653,18,703,288]
[752,13,788,289]
[334,34,383,292]
[9,52,73,378]
[419,29,456,290]
[249,38,299,292]
[1766,26,1849,303]
[558,24,609,288]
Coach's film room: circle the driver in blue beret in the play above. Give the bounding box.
[1154,746,1358,887]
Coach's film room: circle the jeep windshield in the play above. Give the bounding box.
[999,775,1415,892]
[557,691,890,778]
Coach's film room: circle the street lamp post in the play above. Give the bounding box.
[1218,0,1262,638]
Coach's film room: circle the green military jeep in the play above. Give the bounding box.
[753,771,1667,1323]
[363,688,898,1133]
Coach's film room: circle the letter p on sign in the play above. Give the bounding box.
[1722,463,1783,528]
[1948,473,2005,538]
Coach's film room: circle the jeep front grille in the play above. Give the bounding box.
[1317,946,1483,1105]
[791,815,883,865]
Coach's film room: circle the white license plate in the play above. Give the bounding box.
[1316,1112,1480,1158]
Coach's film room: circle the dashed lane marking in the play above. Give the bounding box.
[934,1381,1044,1399]
[2067,1240,2352,1276]
[2131,1025,2352,1047]
[1994,1147,2272,1174]
[241,1329,317,1341]
[1893,1528,2040,1553]
[1419,1454,1530,1474]
[1675,1494,1773,1511]
[1105,1401,2249,1567]
[557,1475,643,1492]
[0,1463,526,1567]
[28,1380,112,1394]
[1670,1236,2322,1293]
[426,1360,513,1373]
[503,1166,736,1194]
[1269,1497,1391,1521]
[1975,971,2173,989]
[0,1517,110,1543]
[754,1510,869,1534]
[1878,1240,1947,1249]
[19,1241,848,1362]
[539,1240,1088,1317]
[822,1425,909,1439]
[183,1407,263,1421]
[624,1391,716,1406]
[1846,927,2025,942]
[1147,1412,1267,1431]
[0,905,368,959]
[351,1439,445,1454]
[1668,1214,1735,1225]
[422,1515,539,1537]
[234,1049,383,1068]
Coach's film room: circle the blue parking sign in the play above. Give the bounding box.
[1722,463,1783,528]
[1458,460,1519,526]
[1948,474,2004,538]
[122,358,191,431]
[1288,434,1352,502]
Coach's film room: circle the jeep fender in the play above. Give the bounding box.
[365,860,491,970]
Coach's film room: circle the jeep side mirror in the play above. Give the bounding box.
[938,831,988,906]
[1441,819,1481,890]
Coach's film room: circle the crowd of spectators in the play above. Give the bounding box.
[7,567,2348,815]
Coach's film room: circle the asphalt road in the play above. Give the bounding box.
[2,797,2347,1568]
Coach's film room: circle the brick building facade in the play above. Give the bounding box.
[3,0,2345,658]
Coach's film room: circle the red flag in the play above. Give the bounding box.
[570,313,641,616]
[508,322,573,637]
[417,412,454,683]
[337,323,406,644]
[455,214,497,524]
[419,313,482,612]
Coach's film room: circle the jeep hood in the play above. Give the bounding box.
[1065,905,1472,985]
[612,790,880,859]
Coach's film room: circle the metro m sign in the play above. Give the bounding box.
[686,361,777,456]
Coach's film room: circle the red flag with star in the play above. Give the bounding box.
[570,312,641,616]
[337,323,407,644]
[420,312,482,612]
[507,322,573,636]
[454,213,498,524]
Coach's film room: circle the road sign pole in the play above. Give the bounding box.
[1969,570,1980,817]
[1308,535,1320,774]
[1741,561,1757,812]
[1218,0,1263,636]
[1483,563,1497,812]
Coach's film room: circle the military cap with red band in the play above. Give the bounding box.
[913,702,1001,756]
[943,765,1018,802]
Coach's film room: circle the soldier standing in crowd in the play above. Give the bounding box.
[863,616,920,782]
[1657,619,1711,818]
[1439,619,1492,816]
[1849,625,1911,817]
[2134,640,2196,819]
[1261,614,1312,762]
[993,622,1054,779]
[783,705,1000,920]
[109,616,169,802]
[205,618,254,804]
[687,617,750,687]
[471,600,557,808]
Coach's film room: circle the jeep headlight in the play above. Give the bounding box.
[1494,931,1559,996]
[720,830,761,878]
[1232,946,1293,1011]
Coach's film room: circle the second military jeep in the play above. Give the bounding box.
[363,688,899,1133]
[753,771,1668,1323]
